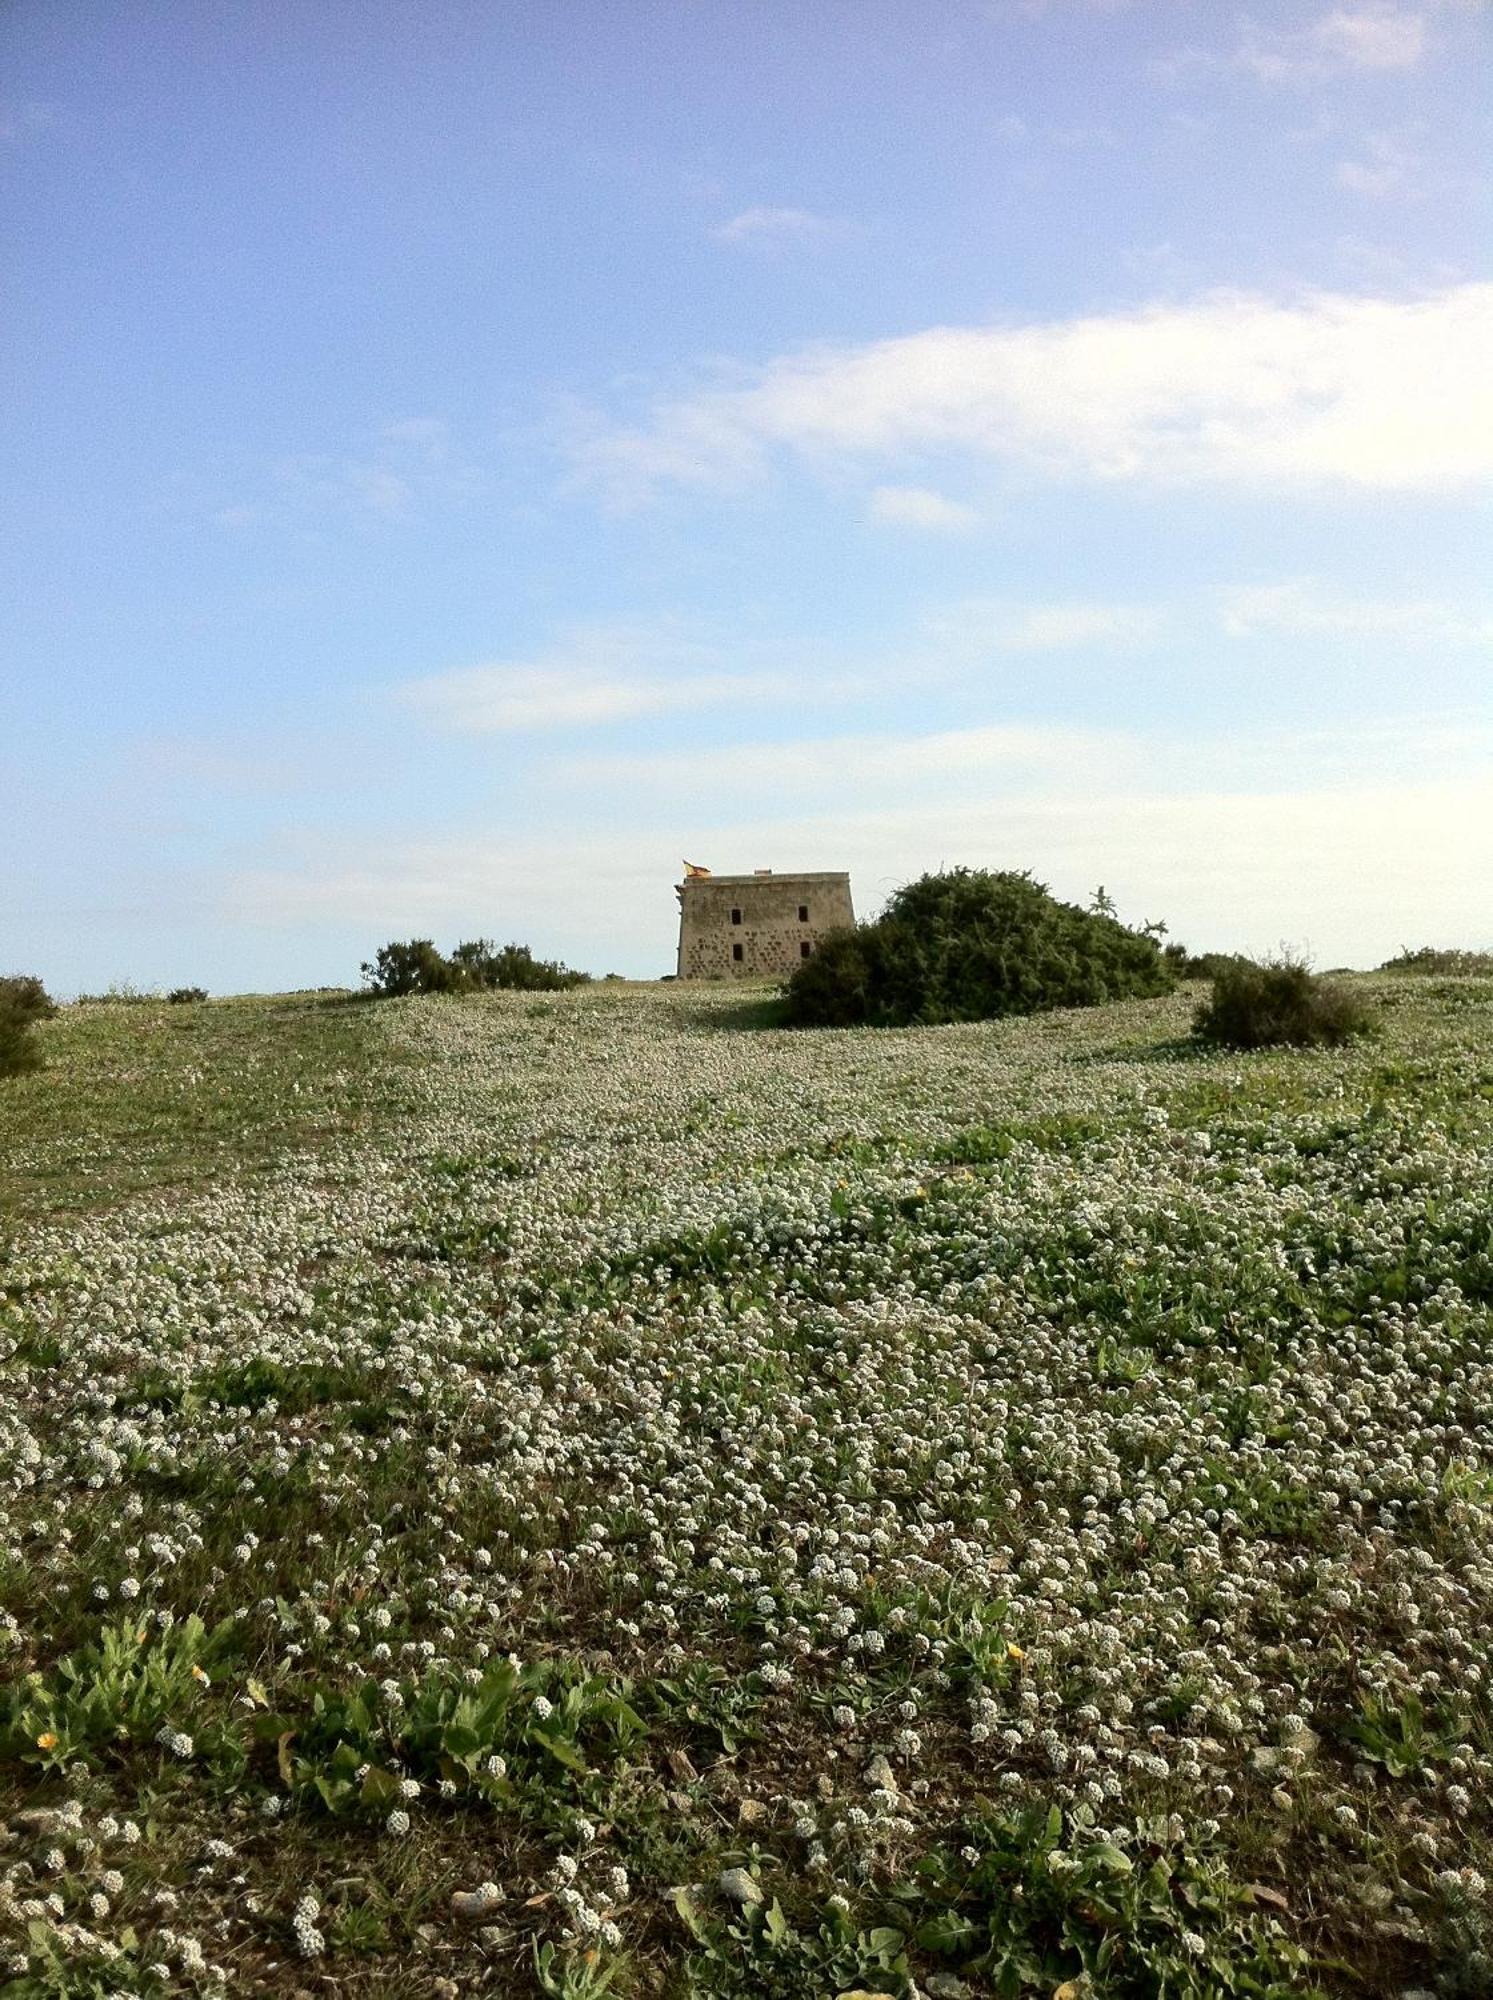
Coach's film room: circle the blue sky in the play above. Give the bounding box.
[3,0,1489,990]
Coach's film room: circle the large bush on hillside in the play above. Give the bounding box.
[1193,953,1375,1050]
[783,869,1174,1028]
[0,973,55,1078]
[449,938,590,993]
[361,939,467,997]
[362,938,590,998]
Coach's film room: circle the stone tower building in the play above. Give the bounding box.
[675,866,855,980]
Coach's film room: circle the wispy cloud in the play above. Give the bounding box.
[389,578,1483,765]
[555,709,1492,813]
[396,597,1169,737]
[1331,130,1476,202]
[709,205,844,246]
[213,418,479,530]
[1157,5,1430,88]
[1309,4,1428,72]
[395,623,785,733]
[1335,132,1421,196]
[575,283,1493,504]
[559,722,1132,803]
[401,586,1479,744]
[1220,579,1493,644]
[867,485,979,532]
[929,599,1165,651]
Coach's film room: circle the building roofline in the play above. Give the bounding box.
[677,870,850,886]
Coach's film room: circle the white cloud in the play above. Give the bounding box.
[1156,5,1431,88]
[917,597,1164,652]
[576,283,1493,503]
[216,419,481,531]
[1220,579,1493,643]
[395,624,775,733]
[403,664,686,731]
[1334,131,1422,197]
[397,598,1166,737]
[982,602,1163,650]
[710,206,842,245]
[868,485,979,531]
[554,709,1491,817]
[560,722,1133,805]
[1313,4,1427,71]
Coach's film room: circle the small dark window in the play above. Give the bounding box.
[732,942,744,962]
[798,904,809,922]
[731,907,742,925]
[800,940,812,958]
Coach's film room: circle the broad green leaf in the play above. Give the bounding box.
[670,1884,712,1943]
[530,1726,588,1774]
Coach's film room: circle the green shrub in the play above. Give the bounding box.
[783,869,1174,1028]
[1193,953,1375,1050]
[76,981,158,1005]
[167,985,208,1004]
[361,939,467,997]
[362,938,590,998]
[0,997,43,1078]
[1164,946,1249,982]
[1380,945,1493,976]
[450,938,590,992]
[0,973,54,1078]
[0,974,57,1022]
[780,925,880,1026]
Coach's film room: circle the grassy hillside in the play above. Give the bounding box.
[2,976,1492,1996]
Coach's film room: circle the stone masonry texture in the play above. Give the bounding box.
[676,870,855,980]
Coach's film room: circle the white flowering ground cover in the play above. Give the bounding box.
[2,976,1492,1999]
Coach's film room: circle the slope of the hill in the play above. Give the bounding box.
[2,977,1491,1996]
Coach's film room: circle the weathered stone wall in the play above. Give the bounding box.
[676,871,855,980]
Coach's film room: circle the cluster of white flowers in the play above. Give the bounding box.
[291,1890,324,1957]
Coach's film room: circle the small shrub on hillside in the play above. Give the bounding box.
[362,938,590,998]
[783,868,1174,1028]
[1381,945,1493,976]
[168,985,209,1004]
[0,974,57,1022]
[0,974,54,1078]
[361,940,467,997]
[0,1008,42,1077]
[450,938,590,992]
[1193,953,1375,1050]
[76,981,159,1005]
